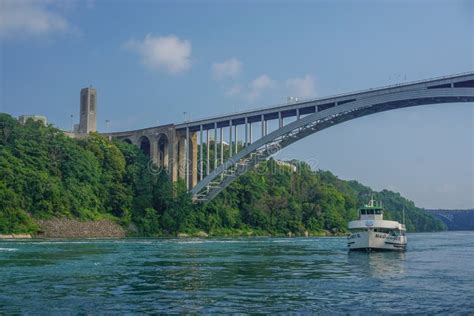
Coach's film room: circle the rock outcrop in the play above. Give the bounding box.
[0,234,32,239]
[36,219,126,238]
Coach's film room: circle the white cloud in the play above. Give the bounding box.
[252,74,274,90]
[212,58,242,80]
[0,0,72,38]
[124,34,192,74]
[226,84,242,96]
[223,73,316,102]
[285,75,316,99]
[246,74,275,101]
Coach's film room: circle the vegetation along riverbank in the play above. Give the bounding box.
[0,114,445,237]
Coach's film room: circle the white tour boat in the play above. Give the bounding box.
[347,199,407,252]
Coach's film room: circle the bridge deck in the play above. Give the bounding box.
[175,72,474,131]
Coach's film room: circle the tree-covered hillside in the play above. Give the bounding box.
[202,161,445,235]
[0,113,445,236]
[0,113,189,235]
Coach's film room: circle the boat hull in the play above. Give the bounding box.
[347,230,407,252]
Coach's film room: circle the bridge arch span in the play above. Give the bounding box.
[156,133,170,171]
[191,87,474,202]
[138,135,151,157]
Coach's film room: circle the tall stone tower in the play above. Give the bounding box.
[79,87,97,134]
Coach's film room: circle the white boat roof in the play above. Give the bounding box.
[348,219,406,230]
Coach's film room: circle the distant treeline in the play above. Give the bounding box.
[0,113,445,236]
[426,209,474,231]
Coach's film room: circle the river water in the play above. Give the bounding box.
[0,231,473,314]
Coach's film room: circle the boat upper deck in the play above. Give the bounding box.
[348,219,406,231]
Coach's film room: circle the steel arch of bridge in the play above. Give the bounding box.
[190,86,474,203]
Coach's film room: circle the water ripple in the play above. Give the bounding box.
[0,232,473,314]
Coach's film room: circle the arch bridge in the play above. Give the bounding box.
[103,72,474,203]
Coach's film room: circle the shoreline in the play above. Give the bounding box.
[2,218,346,239]
[0,234,32,239]
[0,232,346,240]
[0,235,345,241]
[0,231,462,241]
[0,228,347,240]
[1,220,449,241]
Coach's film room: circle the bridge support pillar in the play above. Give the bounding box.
[185,127,190,189]
[150,139,159,166]
[176,134,186,182]
[199,125,203,181]
[172,130,198,188]
[190,132,198,188]
[249,123,252,144]
[245,117,249,146]
[170,131,178,183]
[206,129,210,176]
[219,128,224,165]
[229,120,233,156]
[234,125,238,153]
[214,123,218,171]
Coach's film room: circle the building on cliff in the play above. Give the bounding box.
[18,115,48,125]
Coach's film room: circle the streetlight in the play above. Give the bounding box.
[70,114,74,132]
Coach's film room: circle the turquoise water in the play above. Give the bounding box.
[0,232,473,314]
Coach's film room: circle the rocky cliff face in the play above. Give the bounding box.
[37,219,126,238]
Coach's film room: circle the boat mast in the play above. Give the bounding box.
[368,194,375,207]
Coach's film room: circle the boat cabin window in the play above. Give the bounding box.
[361,209,384,215]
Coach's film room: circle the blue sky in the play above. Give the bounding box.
[0,0,473,209]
